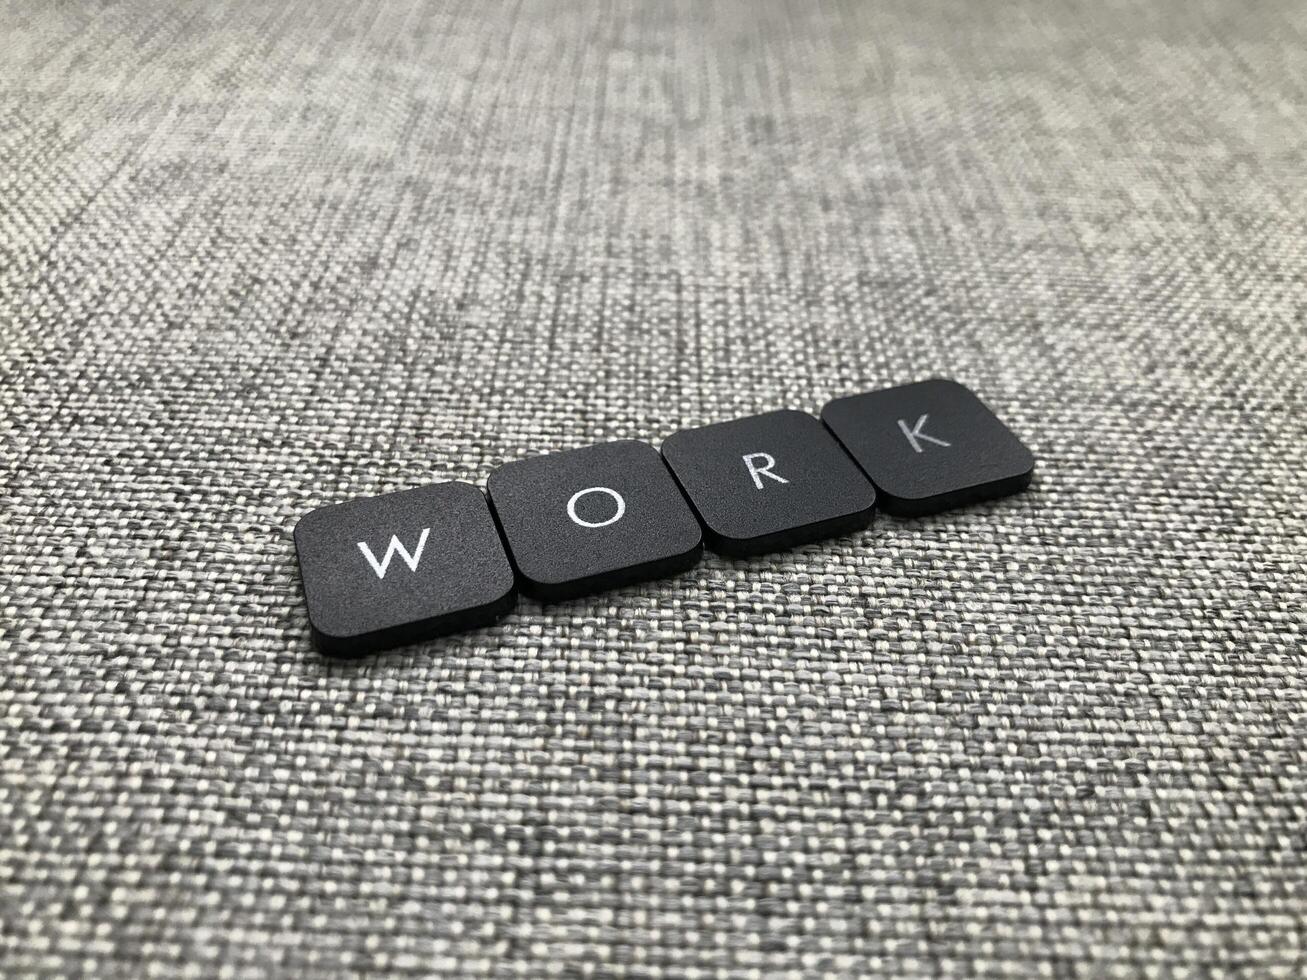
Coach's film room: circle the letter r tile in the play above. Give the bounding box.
[661,410,876,556]
[294,482,516,657]
[822,378,1035,516]
[487,441,703,601]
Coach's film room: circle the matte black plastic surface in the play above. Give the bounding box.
[487,440,703,600]
[661,409,877,557]
[294,482,516,657]
[821,378,1035,516]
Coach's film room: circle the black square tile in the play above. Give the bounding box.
[487,440,703,600]
[294,482,516,657]
[821,378,1035,516]
[660,409,876,556]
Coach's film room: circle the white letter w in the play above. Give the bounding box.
[357,528,430,579]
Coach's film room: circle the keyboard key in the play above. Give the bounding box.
[661,409,876,556]
[294,482,516,656]
[821,378,1035,516]
[487,440,703,600]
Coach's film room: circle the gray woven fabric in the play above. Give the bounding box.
[3,1,1306,977]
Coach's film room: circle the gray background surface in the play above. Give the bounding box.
[3,1,1306,977]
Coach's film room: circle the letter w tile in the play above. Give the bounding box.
[357,528,430,579]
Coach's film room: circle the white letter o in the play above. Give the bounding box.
[567,487,625,528]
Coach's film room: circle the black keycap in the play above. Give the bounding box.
[294,482,516,657]
[660,409,876,557]
[821,378,1035,516]
[487,440,703,600]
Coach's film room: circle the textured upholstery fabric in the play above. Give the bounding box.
[3,1,1305,977]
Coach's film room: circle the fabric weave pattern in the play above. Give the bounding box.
[2,1,1305,977]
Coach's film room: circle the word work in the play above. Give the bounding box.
[295,379,1034,656]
